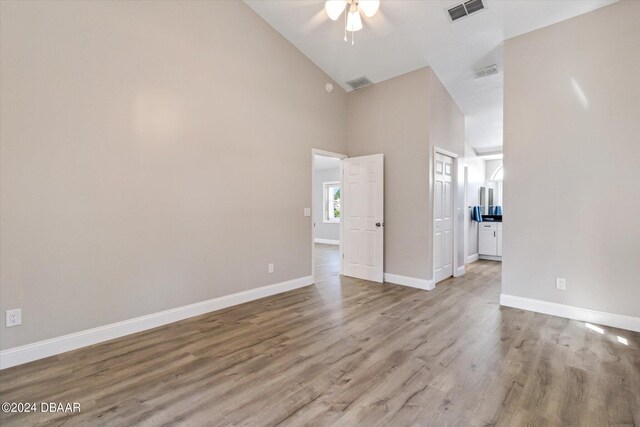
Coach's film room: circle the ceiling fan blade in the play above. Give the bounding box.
[325,0,348,20]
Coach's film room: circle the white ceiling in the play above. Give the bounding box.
[314,155,341,171]
[478,153,503,161]
[244,0,618,152]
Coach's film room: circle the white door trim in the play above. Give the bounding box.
[384,273,435,291]
[311,149,347,283]
[463,165,469,264]
[431,147,459,284]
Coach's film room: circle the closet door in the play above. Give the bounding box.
[434,153,454,283]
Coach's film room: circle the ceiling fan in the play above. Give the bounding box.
[324,0,380,45]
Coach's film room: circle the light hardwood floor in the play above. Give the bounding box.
[1,244,638,426]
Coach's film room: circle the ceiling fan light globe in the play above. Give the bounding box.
[325,0,347,21]
[346,9,363,32]
[359,0,380,18]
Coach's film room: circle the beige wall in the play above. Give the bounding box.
[346,68,465,280]
[427,72,466,274]
[1,1,467,352]
[0,0,347,350]
[503,0,640,317]
[347,69,431,279]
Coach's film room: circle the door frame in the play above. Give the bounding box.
[463,164,469,264]
[431,146,460,284]
[311,148,348,283]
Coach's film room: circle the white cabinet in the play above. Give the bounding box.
[479,223,497,255]
[479,222,502,259]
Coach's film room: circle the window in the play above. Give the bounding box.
[491,165,504,181]
[323,182,341,223]
[488,165,504,207]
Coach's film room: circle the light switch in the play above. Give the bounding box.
[304,208,311,217]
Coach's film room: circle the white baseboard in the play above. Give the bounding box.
[500,294,640,333]
[454,266,465,277]
[466,253,479,264]
[0,275,314,370]
[479,255,502,262]
[314,238,340,245]
[384,273,434,291]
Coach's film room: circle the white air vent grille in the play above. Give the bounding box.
[346,76,372,90]
[464,0,485,14]
[448,4,467,21]
[474,64,498,79]
[447,0,485,22]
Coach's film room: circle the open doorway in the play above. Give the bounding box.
[465,153,503,262]
[312,149,347,283]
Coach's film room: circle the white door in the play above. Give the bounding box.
[342,154,384,282]
[434,153,454,283]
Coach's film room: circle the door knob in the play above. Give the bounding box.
[376,222,383,227]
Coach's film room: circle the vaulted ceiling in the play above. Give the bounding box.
[244,0,617,152]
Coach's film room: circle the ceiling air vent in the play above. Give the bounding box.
[474,64,499,79]
[464,0,485,14]
[447,0,485,22]
[448,4,467,21]
[346,76,373,90]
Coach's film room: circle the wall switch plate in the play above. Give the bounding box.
[6,309,21,327]
[556,278,566,290]
[304,208,311,217]
[268,263,274,273]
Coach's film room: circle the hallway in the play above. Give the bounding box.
[314,243,340,283]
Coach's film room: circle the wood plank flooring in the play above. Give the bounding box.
[1,243,638,426]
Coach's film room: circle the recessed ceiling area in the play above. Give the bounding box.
[244,0,618,153]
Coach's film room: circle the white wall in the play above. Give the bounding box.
[503,0,640,318]
[0,0,347,350]
[313,166,340,242]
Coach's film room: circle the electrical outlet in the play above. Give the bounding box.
[556,277,566,290]
[268,263,274,274]
[6,309,21,327]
